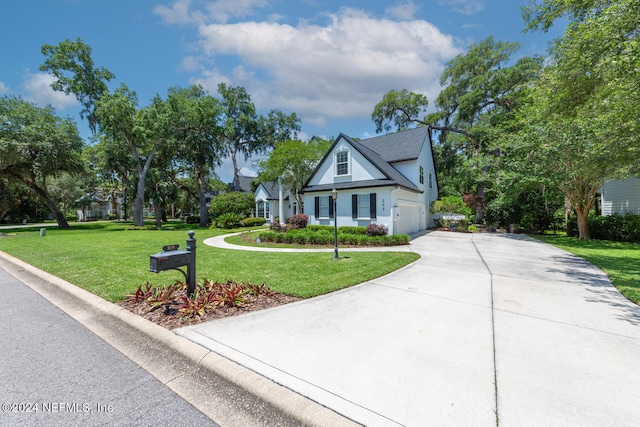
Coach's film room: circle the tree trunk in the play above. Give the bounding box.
[575,206,590,240]
[133,176,145,227]
[196,166,209,227]
[28,182,70,228]
[154,201,162,229]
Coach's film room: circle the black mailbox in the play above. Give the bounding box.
[148,231,197,297]
[149,250,191,273]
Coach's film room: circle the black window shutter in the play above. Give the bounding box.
[370,193,377,219]
[352,194,358,219]
[329,196,334,218]
[314,197,319,218]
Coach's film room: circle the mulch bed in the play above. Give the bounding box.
[117,292,301,330]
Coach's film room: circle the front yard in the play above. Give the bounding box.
[0,221,419,301]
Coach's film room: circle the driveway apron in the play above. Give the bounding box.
[177,231,640,426]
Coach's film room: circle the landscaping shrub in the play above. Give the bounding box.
[366,223,388,236]
[258,228,409,246]
[567,214,640,243]
[307,225,334,232]
[339,226,367,235]
[287,214,308,229]
[216,212,242,229]
[240,217,266,227]
[209,192,255,218]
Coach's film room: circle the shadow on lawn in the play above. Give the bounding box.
[548,253,640,326]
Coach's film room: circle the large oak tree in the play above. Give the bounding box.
[0,97,84,228]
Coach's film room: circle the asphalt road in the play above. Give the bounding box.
[0,266,219,427]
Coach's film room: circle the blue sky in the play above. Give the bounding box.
[1,0,564,182]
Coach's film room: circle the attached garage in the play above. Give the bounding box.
[397,203,419,235]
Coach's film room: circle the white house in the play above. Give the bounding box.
[253,181,298,223]
[601,177,640,216]
[76,190,124,221]
[301,126,439,235]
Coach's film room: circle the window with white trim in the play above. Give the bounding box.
[314,196,334,219]
[257,200,269,218]
[319,196,329,218]
[335,150,349,176]
[429,172,433,189]
[419,165,424,185]
[351,193,377,219]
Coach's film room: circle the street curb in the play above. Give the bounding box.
[0,250,359,427]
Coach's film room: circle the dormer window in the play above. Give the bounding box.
[335,149,350,176]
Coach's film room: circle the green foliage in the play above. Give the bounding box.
[338,226,368,235]
[257,138,329,209]
[430,196,472,216]
[371,89,429,133]
[0,96,84,227]
[216,213,242,229]
[567,214,640,243]
[40,37,115,135]
[240,217,266,227]
[209,191,255,218]
[258,227,408,246]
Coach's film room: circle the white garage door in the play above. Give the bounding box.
[397,204,418,235]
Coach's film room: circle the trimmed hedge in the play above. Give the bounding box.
[567,214,640,243]
[257,229,409,246]
[240,217,267,227]
[306,224,368,235]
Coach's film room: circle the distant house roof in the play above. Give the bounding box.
[256,181,289,200]
[301,127,431,193]
[229,175,255,193]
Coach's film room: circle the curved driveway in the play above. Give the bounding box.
[185,231,640,426]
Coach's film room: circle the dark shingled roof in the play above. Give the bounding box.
[357,126,428,163]
[302,127,430,193]
[257,181,289,200]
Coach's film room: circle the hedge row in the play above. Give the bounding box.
[567,214,640,243]
[258,229,409,246]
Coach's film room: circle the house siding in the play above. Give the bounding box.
[602,177,640,216]
[302,128,439,235]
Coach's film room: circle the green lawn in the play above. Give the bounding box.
[535,234,640,304]
[0,221,419,301]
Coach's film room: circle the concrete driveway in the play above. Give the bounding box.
[177,231,640,426]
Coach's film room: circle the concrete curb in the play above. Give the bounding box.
[0,250,359,427]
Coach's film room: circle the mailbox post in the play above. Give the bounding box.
[149,231,197,297]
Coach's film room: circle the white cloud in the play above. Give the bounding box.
[0,81,9,94]
[154,0,197,24]
[190,7,461,127]
[439,0,485,15]
[22,73,78,110]
[154,0,269,24]
[386,1,420,20]
[204,0,268,24]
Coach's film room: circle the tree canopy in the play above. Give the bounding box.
[0,96,84,227]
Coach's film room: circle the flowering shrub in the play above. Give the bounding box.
[287,214,308,229]
[366,223,388,236]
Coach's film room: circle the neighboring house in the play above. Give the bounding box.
[301,126,439,235]
[601,177,640,216]
[228,175,254,193]
[76,190,123,221]
[253,181,298,223]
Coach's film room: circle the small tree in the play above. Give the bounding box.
[430,196,472,228]
[209,192,255,218]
